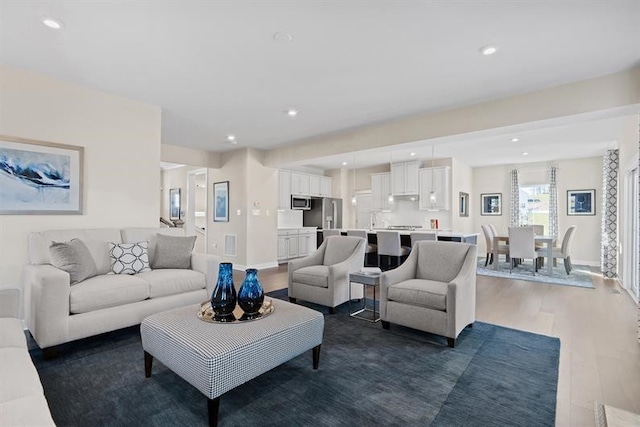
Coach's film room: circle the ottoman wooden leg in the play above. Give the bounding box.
[208,397,220,427]
[144,351,153,378]
[312,344,321,370]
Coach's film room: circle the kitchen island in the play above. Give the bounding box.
[316,229,478,248]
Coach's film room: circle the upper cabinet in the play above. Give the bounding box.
[279,170,331,209]
[391,161,419,196]
[419,166,450,211]
[371,172,393,211]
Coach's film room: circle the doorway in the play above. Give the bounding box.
[187,168,208,253]
[623,164,639,302]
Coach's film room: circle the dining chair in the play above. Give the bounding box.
[347,230,377,266]
[532,225,544,236]
[481,224,509,267]
[549,226,577,274]
[410,231,437,248]
[508,226,539,275]
[488,224,498,237]
[376,231,411,271]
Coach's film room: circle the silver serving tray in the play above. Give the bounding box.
[197,298,274,323]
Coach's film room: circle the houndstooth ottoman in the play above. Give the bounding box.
[140,298,324,427]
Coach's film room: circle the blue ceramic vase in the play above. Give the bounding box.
[238,268,264,320]
[210,262,236,322]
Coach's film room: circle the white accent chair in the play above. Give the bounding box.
[376,231,411,270]
[550,226,577,274]
[288,235,366,313]
[508,226,539,275]
[380,241,477,347]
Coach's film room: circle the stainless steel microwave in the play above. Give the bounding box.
[291,195,311,210]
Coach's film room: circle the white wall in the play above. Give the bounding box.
[0,65,161,292]
[473,157,604,265]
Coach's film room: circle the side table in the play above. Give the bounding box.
[349,272,381,322]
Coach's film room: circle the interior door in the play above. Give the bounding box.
[624,166,639,301]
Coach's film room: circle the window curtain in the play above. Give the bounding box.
[601,149,619,278]
[548,166,559,238]
[509,169,520,227]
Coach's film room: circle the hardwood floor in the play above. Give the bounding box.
[240,264,640,426]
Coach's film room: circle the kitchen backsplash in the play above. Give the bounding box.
[374,199,452,230]
[277,209,303,228]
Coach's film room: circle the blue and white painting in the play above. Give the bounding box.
[214,181,229,222]
[0,138,82,214]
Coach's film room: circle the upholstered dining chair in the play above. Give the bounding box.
[550,226,577,274]
[288,235,366,313]
[508,226,539,275]
[380,241,477,347]
[347,230,377,266]
[376,231,411,271]
[481,224,508,267]
[410,231,437,248]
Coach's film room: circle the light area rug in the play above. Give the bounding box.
[477,257,596,289]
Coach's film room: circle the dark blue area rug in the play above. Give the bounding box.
[29,289,560,426]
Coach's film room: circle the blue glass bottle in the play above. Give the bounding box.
[210,262,236,322]
[238,268,264,320]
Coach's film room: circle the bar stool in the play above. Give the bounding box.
[410,231,437,248]
[376,231,411,271]
[322,229,340,239]
[347,230,377,267]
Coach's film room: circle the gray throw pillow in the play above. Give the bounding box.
[49,239,98,285]
[152,234,196,269]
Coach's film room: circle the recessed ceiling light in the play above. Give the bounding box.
[410,152,416,156]
[342,162,347,166]
[42,17,64,30]
[286,109,298,117]
[522,152,529,156]
[273,32,293,43]
[480,45,498,56]
[226,135,236,143]
[511,137,519,142]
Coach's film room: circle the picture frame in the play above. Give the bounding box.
[213,181,229,222]
[481,193,502,216]
[459,192,469,217]
[0,135,83,215]
[567,189,595,215]
[169,188,181,220]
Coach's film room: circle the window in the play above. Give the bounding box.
[519,184,549,232]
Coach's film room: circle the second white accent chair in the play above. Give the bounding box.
[376,231,411,271]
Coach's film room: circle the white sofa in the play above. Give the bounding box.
[0,289,56,425]
[24,228,219,356]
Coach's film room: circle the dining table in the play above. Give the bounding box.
[492,235,555,276]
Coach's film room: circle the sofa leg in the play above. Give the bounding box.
[381,321,390,330]
[447,337,456,348]
[328,307,336,314]
[288,297,297,304]
[42,346,59,360]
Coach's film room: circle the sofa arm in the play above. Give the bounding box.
[191,253,220,297]
[23,265,71,348]
[446,245,478,336]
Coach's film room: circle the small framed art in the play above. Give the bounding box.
[481,193,502,216]
[567,189,595,215]
[214,181,229,222]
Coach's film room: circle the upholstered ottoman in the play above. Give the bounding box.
[140,299,324,426]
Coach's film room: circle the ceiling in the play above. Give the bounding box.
[2,1,639,169]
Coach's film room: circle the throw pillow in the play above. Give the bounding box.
[109,241,151,275]
[152,233,196,269]
[49,239,98,285]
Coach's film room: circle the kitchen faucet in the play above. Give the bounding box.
[369,212,378,230]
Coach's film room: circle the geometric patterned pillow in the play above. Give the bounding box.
[108,241,151,275]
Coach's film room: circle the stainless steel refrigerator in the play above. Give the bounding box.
[303,197,343,229]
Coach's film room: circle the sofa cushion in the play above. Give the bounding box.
[0,318,27,349]
[0,396,56,426]
[120,228,185,265]
[0,348,44,403]
[387,279,448,311]
[109,241,151,275]
[49,238,98,285]
[69,274,150,314]
[137,269,206,298]
[29,229,121,274]
[152,234,196,269]
[292,265,330,288]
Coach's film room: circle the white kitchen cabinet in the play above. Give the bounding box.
[320,176,332,197]
[278,170,292,210]
[391,160,419,195]
[298,229,316,257]
[277,228,316,262]
[291,172,310,196]
[371,172,393,211]
[419,166,450,211]
[309,175,321,197]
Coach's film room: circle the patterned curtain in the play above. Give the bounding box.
[548,166,559,238]
[601,149,619,278]
[510,169,520,227]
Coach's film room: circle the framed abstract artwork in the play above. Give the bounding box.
[169,188,181,220]
[213,181,229,222]
[567,189,595,215]
[481,193,502,216]
[0,135,83,214]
